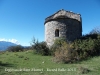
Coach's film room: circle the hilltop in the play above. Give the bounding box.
[0,41,17,51]
[0,50,100,75]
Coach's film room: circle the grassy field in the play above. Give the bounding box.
[0,50,100,75]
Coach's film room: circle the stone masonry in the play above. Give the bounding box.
[44,9,82,47]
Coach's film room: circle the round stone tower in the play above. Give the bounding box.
[44,9,82,47]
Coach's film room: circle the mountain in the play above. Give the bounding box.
[0,41,17,51]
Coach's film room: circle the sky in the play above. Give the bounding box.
[0,0,100,46]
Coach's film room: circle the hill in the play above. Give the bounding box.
[0,41,17,51]
[0,50,100,75]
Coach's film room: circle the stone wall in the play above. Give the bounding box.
[45,18,82,47]
[44,10,82,47]
[45,9,81,24]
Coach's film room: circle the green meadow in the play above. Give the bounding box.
[0,50,100,75]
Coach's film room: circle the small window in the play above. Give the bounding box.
[55,29,59,37]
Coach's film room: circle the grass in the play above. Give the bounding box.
[0,50,100,75]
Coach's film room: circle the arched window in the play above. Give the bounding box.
[55,29,59,37]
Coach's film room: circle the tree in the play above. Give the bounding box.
[89,27,100,34]
[31,37,50,56]
[7,45,24,52]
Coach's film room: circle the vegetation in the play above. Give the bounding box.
[72,34,100,59]
[7,45,24,52]
[0,51,100,75]
[50,38,66,56]
[89,27,100,34]
[0,28,100,75]
[52,28,100,63]
[31,37,50,56]
[29,28,100,64]
[52,41,75,63]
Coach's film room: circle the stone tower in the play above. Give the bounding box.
[44,9,82,47]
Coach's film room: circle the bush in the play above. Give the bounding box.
[0,61,2,64]
[52,40,77,63]
[72,34,100,60]
[89,27,100,34]
[24,57,29,60]
[78,66,90,74]
[23,46,31,51]
[31,37,50,56]
[18,55,24,58]
[7,45,24,52]
[50,38,66,56]
[52,33,100,63]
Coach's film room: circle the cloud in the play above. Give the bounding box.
[0,38,20,45]
[8,39,20,45]
[0,38,7,41]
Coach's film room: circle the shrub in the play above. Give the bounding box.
[14,53,19,56]
[23,46,31,51]
[53,41,76,63]
[0,61,2,64]
[31,37,50,56]
[89,27,100,34]
[78,66,90,74]
[52,33,100,63]
[50,38,66,56]
[18,55,24,58]
[72,34,100,60]
[7,45,24,52]
[24,57,29,60]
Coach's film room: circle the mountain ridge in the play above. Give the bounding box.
[0,41,17,51]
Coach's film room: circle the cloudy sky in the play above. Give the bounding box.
[0,0,100,46]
